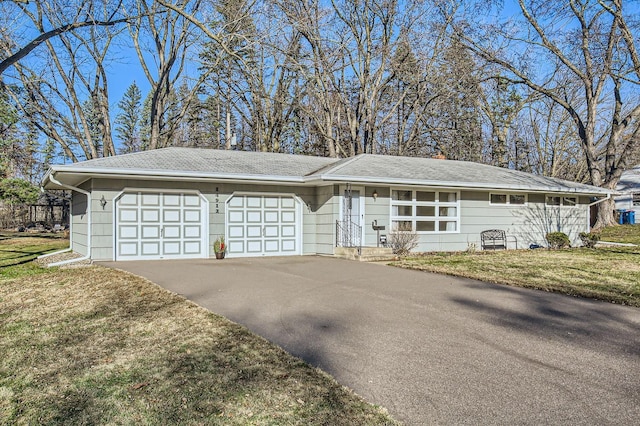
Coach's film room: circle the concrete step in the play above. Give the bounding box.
[334,246,397,262]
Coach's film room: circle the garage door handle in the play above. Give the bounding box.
[262,226,265,237]
[161,227,164,238]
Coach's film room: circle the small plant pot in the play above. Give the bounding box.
[215,252,225,259]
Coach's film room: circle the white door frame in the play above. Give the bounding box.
[339,184,365,229]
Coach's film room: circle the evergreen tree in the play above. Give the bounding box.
[115,82,143,154]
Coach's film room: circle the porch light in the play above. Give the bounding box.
[372,190,378,201]
[100,195,107,209]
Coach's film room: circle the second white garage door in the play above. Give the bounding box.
[226,194,300,257]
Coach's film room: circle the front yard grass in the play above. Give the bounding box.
[0,237,397,425]
[394,225,640,307]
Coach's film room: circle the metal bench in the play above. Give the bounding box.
[481,229,517,250]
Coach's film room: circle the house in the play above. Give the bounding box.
[615,165,640,219]
[41,147,612,261]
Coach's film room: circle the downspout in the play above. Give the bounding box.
[587,193,612,231]
[44,173,92,267]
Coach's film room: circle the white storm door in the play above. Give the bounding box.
[116,192,206,260]
[226,194,299,257]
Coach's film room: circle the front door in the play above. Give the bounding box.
[341,186,364,247]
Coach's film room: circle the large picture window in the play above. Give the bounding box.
[390,189,460,233]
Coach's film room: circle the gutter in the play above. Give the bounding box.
[44,173,92,267]
[587,193,612,231]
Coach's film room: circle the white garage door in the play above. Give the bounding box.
[226,194,300,257]
[116,191,207,260]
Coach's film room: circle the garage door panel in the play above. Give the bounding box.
[264,240,279,252]
[264,225,278,237]
[183,194,200,206]
[119,226,137,239]
[247,226,262,237]
[184,210,200,222]
[142,209,159,222]
[119,209,137,222]
[226,194,299,257]
[229,211,243,222]
[163,210,180,222]
[184,225,200,238]
[142,242,160,255]
[247,211,261,222]
[164,225,181,238]
[247,240,262,252]
[142,225,160,238]
[119,242,138,256]
[183,241,201,254]
[164,194,180,206]
[282,240,296,251]
[228,225,244,238]
[142,193,159,206]
[264,211,278,222]
[116,191,206,260]
[162,241,180,255]
[281,225,295,237]
[229,240,244,253]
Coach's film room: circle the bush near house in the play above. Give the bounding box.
[546,232,571,249]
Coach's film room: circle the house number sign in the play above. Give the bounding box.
[215,187,220,214]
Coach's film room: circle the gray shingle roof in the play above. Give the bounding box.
[66,147,336,177]
[617,166,640,192]
[46,148,610,195]
[317,154,609,194]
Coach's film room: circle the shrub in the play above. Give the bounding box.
[546,232,571,249]
[579,232,600,248]
[388,224,419,256]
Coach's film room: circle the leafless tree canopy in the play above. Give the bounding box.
[1,0,639,227]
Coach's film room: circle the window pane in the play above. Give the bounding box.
[392,190,412,201]
[634,193,640,206]
[392,220,413,231]
[439,192,457,202]
[563,197,577,206]
[491,194,507,204]
[393,205,413,216]
[416,205,435,217]
[510,194,526,205]
[416,221,435,232]
[416,191,435,202]
[439,221,457,231]
[546,196,561,206]
[439,206,457,217]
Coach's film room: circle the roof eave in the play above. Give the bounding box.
[318,174,612,196]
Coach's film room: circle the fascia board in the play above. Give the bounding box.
[318,174,612,196]
[48,167,314,186]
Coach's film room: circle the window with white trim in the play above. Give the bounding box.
[390,189,459,233]
[490,193,527,205]
[632,193,640,206]
[546,195,577,207]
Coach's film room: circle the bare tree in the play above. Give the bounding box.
[462,0,640,228]
[2,0,126,160]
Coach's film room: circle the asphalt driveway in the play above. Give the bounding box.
[100,256,640,425]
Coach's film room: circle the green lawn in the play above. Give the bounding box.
[394,225,640,307]
[0,237,397,425]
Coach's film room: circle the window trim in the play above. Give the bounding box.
[632,193,640,207]
[489,192,528,206]
[390,188,460,234]
[546,195,578,208]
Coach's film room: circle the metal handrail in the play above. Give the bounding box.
[336,220,362,254]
